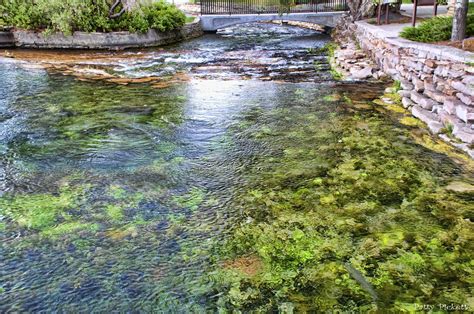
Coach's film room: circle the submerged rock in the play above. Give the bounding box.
[445,181,474,193]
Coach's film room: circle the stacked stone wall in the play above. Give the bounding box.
[336,20,474,157]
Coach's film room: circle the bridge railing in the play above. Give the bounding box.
[201,0,348,15]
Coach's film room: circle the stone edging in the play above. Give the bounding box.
[355,21,474,64]
[2,20,203,50]
[342,20,474,158]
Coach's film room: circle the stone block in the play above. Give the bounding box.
[402,97,414,108]
[411,105,442,133]
[424,80,436,92]
[412,77,424,92]
[453,125,474,144]
[400,79,413,90]
[452,81,474,96]
[424,89,446,103]
[444,97,463,115]
[398,90,411,98]
[462,75,474,86]
[411,91,437,110]
[423,65,434,74]
[448,69,465,79]
[455,104,474,123]
[457,93,473,106]
[434,66,449,77]
[350,66,374,79]
[424,59,436,68]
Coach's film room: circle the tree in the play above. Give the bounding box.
[451,0,468,41]
[109,0,140,18]
[347,0,375,21]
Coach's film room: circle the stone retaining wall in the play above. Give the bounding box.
[0,31,14,48]
[8,20,203,50]
[341,20,474,157]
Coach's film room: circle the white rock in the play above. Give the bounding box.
[351,67,373,79]
[455,104,474,123]
[411,91,437,110]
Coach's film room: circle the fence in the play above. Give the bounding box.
[201,0,348,15]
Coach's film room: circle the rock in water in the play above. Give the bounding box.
[351,67,373,80]
[445,181,474,193]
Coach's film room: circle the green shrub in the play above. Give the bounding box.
[0,0,185,35]
[142,1,186,32]
[400,14,474,43]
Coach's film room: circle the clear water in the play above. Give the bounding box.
[0,24,473,312]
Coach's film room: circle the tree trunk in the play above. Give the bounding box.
[122,0,140,11]
[109,0,141,19]
[451,0,468,41]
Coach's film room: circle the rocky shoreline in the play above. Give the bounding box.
[331,17,474,158]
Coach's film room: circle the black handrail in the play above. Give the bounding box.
[201,0,348,15]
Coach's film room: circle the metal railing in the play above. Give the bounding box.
[201,0,348,15]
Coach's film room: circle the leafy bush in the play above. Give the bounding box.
[0,0,186,35]
[400,14,474,43]
[142,1,186,32]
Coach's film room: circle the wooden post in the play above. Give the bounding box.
[377,2,382,25]
[412,0,418,26]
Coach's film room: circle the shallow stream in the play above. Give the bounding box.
[0,24,473,312]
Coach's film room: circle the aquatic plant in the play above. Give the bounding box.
[210,91,474,311]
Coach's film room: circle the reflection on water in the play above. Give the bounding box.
[0,23,473,312]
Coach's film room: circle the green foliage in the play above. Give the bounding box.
[142,1,186,32]
[317,42,344,80]
[393,80,401,92]
[0,0,185,34]
[400,15,474,42]
[185,16,196,23]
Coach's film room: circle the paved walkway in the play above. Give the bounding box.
[371,4,448,37]
[399,3,448,18]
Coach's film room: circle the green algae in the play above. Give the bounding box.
[210,91,474,311]
[400,116,424,127]
[40,222,99,239]
[106,204,125,221]
[172,187,206,212]
[1,66,473,312]
[0,185,88,231]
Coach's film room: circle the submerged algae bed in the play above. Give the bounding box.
[212,87,474,311]
[1,24,473,312]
